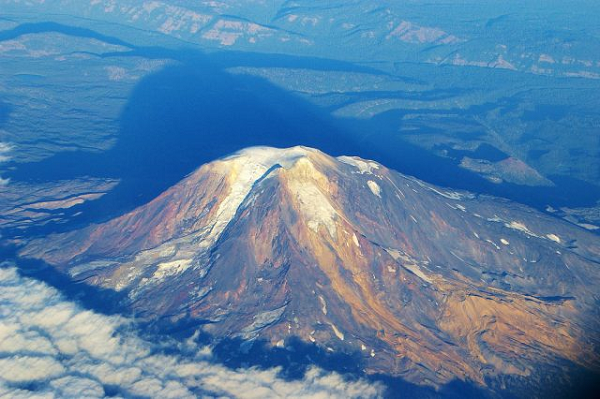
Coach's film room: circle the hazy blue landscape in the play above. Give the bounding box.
[1,1,599,398]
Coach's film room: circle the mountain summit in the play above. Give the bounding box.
[21,146,600,392]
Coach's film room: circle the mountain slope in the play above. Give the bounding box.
[20,146,600,391]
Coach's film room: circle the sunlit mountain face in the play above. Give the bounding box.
[1,1,599,398]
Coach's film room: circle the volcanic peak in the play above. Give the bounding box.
[18,146,600,391]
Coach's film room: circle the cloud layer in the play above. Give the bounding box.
[0,264,383,398]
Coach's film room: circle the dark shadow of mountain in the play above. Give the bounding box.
[3,21,600,241]
[6,52,361,236]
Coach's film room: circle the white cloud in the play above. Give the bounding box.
[0,142,11,163]
[0,356,65,383]
[0,142,11,185]
[50,376,105,398]
[0,264,383,398]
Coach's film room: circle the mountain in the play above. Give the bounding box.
[20,146,600,394]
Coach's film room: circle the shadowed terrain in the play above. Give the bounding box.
[4,25,600,240]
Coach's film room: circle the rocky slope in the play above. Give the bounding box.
[20,146,600,392]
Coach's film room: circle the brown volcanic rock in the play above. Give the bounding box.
[21,146,600,389]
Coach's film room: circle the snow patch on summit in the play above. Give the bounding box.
[208,147,316,244]
[228,146,315,169]
[208,162,268,243]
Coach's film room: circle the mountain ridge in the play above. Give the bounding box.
[20,145,600,392]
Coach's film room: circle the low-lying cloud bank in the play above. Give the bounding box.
[0,265,383,398]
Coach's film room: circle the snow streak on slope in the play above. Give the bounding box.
[210,147,315,242]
